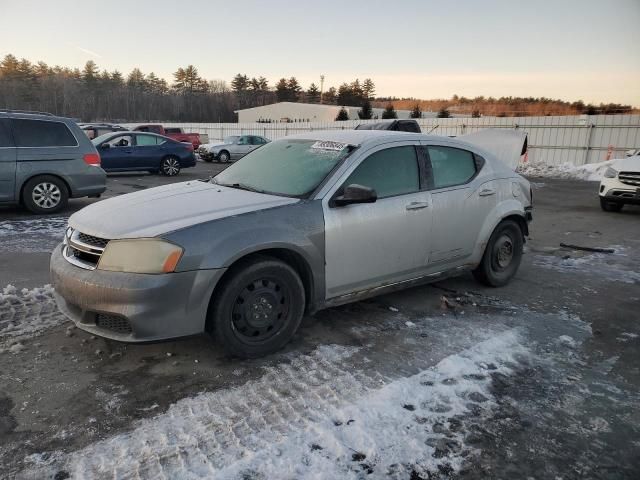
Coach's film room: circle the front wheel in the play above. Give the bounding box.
[218,151,230,163]
[600,197,623,212]
[160,156,181,176]
[473,219,524,287]
[208,256,305,358]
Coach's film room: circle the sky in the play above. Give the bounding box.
[1,0,639,106]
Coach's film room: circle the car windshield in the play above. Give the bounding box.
[223,136,239,144]
[213,138,356,197]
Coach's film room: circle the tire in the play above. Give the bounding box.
[203,157,213,163]
[22,175,69,214]
[160,156,181,176]
[208,255,305,358]
[473,219,524,287]
[218,150,230,163]
[600,197,623,212]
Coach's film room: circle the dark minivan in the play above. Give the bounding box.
[0,110,106,213]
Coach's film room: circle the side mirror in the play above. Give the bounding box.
[332,184,377,207]
[100,143,110,149]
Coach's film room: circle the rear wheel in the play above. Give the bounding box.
[600,197,623,212]
[22,175,68,214]
[208,256,305,358]
[473,219,524,287]
[160,156,181,176]
[218,150,230,163]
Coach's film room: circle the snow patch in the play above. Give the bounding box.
[0,284,67,347]
[0,217,67,252]
[517,158,627,181]
[23,330,531,479]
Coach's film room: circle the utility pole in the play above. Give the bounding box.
[320,75,325,104]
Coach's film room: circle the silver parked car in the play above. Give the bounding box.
[51,130,532,358]
[198,135,270,163]
[0,110,106,213]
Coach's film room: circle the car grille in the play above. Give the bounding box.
[62,228,109,270]
[96,313,132,334]
[618,171,640,186]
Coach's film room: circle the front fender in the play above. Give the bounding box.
[471,199,527,264]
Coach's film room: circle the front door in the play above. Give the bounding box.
[99,134,134,170]
[0,118,16,202]
[233,136,253,159]
[424,144,497,265]
[323,144,432,298]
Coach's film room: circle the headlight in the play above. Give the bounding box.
[604,167,618,178]
[98,239,183,274]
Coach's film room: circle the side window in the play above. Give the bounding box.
[238,136,249,145]
[343,146,419,199]
[136,134,158,146]
[12,119,77,147]
[427,146,477,189]
[0,119,14,147]
[105,135,133,148]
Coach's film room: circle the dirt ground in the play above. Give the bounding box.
[1,163,639,479]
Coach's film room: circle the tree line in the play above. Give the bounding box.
[0,54,634,122]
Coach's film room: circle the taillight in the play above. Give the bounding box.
[84,153,101,166]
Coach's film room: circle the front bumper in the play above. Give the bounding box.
[599,176,640,204]
[50,244,225,342]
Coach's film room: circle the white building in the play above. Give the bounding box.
[234,102,433,123]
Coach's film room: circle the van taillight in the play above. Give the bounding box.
[84,153,101,166]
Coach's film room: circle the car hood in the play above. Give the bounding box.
[613,155,640,172]
[201,141,226,151]
[69,181,299,239]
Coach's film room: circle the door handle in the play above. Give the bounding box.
[406,201,429,210]
[479,189,496,196]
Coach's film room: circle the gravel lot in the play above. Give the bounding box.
[1,163,639,479]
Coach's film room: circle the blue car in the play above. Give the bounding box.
[91,131,196,176]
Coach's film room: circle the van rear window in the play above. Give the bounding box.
[12,119,77,147]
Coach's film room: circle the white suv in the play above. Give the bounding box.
[599,155,640,212]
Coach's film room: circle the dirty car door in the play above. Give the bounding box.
[424,143,497,265]
[323,144,432,298]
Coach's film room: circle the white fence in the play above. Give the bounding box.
[125,114,640,167]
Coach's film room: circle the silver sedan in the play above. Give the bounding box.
[51,130,532,358]
[199,135,270,163]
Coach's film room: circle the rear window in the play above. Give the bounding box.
[12,119,77,147]
[0,119,14,147]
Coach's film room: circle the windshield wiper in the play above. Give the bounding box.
[217,182,266,194]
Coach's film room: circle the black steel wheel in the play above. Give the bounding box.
[473,219,524,287]
[208,255,305,358]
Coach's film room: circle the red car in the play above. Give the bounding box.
[133,124,203,149]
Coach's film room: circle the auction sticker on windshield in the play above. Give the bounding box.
[311,141,348,151]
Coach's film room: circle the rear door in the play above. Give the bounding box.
[423,143,497,266]
[0,118,17,201]
[323,143,433,298]
[98,134,134,170]
[133,134,165,169]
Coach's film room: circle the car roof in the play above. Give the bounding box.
[283,129,444,147]
[0,110,74,122]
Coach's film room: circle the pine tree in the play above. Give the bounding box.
[362,78,375,100]
[437,107,451,118]
[287,77,301,101]
[322,86,337,104]
[358,100,373,119]
[275,78,289,102]
[381,103,397,119]
[335,107,349,121]
[410,104,422,119]
[231,73,249,94]
[471,109,481,118]
[82,60,99,84]
[307,83,320,103]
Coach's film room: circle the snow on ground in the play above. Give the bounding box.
[0,284,67,350]
[517,158,626,181]
[533,246,640,284]
[0,217,67,252]
[21,329,531,479]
